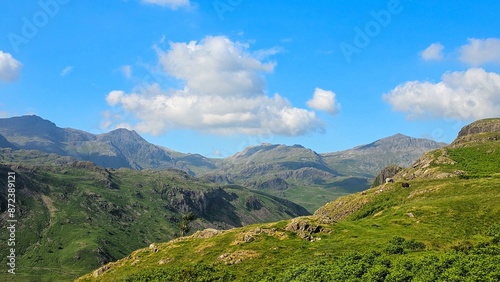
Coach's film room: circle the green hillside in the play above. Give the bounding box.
[77,119,500,281]
[0,150,308,282]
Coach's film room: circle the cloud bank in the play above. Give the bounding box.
[0,51,22,82]
[383,68,500,120]
[105,36,324,136]
[459,38,500,66]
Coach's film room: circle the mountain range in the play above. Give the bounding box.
[75,118,500,282]
[0,115,446,212]
[0,116,498,281]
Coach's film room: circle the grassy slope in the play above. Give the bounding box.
[276,176,370,213]
[77,131,500,281]
[0,150,308,282]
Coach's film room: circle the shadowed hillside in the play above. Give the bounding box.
[0,149,308,281]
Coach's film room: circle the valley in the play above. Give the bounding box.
[74,118,500,281]
[2,116,497,281]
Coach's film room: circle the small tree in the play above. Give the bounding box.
[179,212,196,236]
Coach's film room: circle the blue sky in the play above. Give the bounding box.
[1,0,500,157]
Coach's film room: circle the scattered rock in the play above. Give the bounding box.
[149,243,158,253]
[191,228,223,239]
[243,233,255,243]
[285,218,322,241]
[406,212,415,218]
[158,258,172,265]
[217,250,259,265]
[93,264,111,277]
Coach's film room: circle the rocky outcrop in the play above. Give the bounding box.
[165,187,238,216]
[456,118,500,138]
[285,218,323,241]
[451,118,500,148]
[245,196,263,211]
[256,177,288,190]
[371,164,404,187]
[191,228,224,239]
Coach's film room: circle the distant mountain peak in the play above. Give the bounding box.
[0,114,57,128]
[104,128,144,140]
[389,133,409,138]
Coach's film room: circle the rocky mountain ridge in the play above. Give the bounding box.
[0,116,446,180]
[321,133,447,177]
[75,118,500,281]
[0,115,447,211]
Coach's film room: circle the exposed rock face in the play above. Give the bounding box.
[165,187,238,215]
[451,118,500,148]
[245,196,263,211]
[371,164,404,187]
[285,218,323,241]
[256,177,288,190]
[456,118,500,138]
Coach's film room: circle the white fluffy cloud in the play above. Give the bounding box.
[141,0,190,9]
[383,68,500,120]
[0,51,22,82]
[459,38,500,66]
[420,43,444,61]
[307,88,340,115]
[105,36,324,136]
